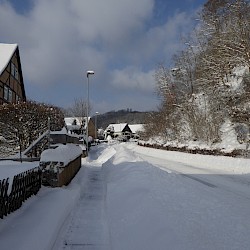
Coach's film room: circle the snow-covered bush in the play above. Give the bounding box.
[0,101,64,157]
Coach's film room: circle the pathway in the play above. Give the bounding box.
[52,161,111,250]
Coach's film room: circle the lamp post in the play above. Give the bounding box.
[48,117,50,149]
[86,70,94,156]
[95,111,99,143]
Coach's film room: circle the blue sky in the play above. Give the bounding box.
[0,0,206,114]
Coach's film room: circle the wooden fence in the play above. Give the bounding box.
[0,167,41,219]
[41,156,81,187]
[0,178,9,219]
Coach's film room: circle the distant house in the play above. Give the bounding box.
[64,117,97,139]
[129,124,145,138]
[0,43,26,104]
[104,123,132,139]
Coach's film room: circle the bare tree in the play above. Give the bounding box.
[65,98,92,126]
[144,0,250,145]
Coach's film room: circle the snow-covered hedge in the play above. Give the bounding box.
[138,141,249,158]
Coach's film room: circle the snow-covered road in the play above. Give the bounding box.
[104,143,250,250]
[131,144,250,201]
[1,142,250,250]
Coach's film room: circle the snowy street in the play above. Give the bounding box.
[132,145,250,201]
[1,142,250,250]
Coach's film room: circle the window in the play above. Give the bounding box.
[8,89,12,102]
[4,86,8,100]
[11,62,15,76]
[15,68,19,80]
[16,95,20,103]
[3,86,14,102]
[11,62,19,80]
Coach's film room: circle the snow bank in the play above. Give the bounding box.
[103,143,250,250]
[40,144,82,165]
[133,143,250,175]
[112,144,141,165]
[103,146,161,250]
[94,146,116,164]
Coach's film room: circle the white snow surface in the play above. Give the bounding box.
[1,142,250,250]
[0,161,38,180]
[40,144,82,165]
[129,124,145,133]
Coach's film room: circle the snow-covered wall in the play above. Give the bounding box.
[40,144,82,165]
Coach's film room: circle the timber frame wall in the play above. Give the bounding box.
[0,47,26,105]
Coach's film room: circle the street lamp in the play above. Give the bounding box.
[86,70,94,156]
[95,111,99,143]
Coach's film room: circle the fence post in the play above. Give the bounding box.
[0,179,9,218]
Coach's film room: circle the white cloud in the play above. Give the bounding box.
[134,11,194,64]
[0,0,155,84]
[0,0,196,112]
[70,0,154,44]
[111,67,155,93]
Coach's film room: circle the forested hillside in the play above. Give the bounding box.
[97,109,148,129]
[143,0,250,147]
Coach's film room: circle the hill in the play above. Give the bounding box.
[96,109,148,129]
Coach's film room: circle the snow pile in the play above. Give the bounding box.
[40,144,82,165]
[94,146,116,164]
[112,144,142,165]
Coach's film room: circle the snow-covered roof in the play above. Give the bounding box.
[129,124,145,134]
[64,117,90,126]
[106,123,128,133]
[65,117,82,126]
[0,43,18,75]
